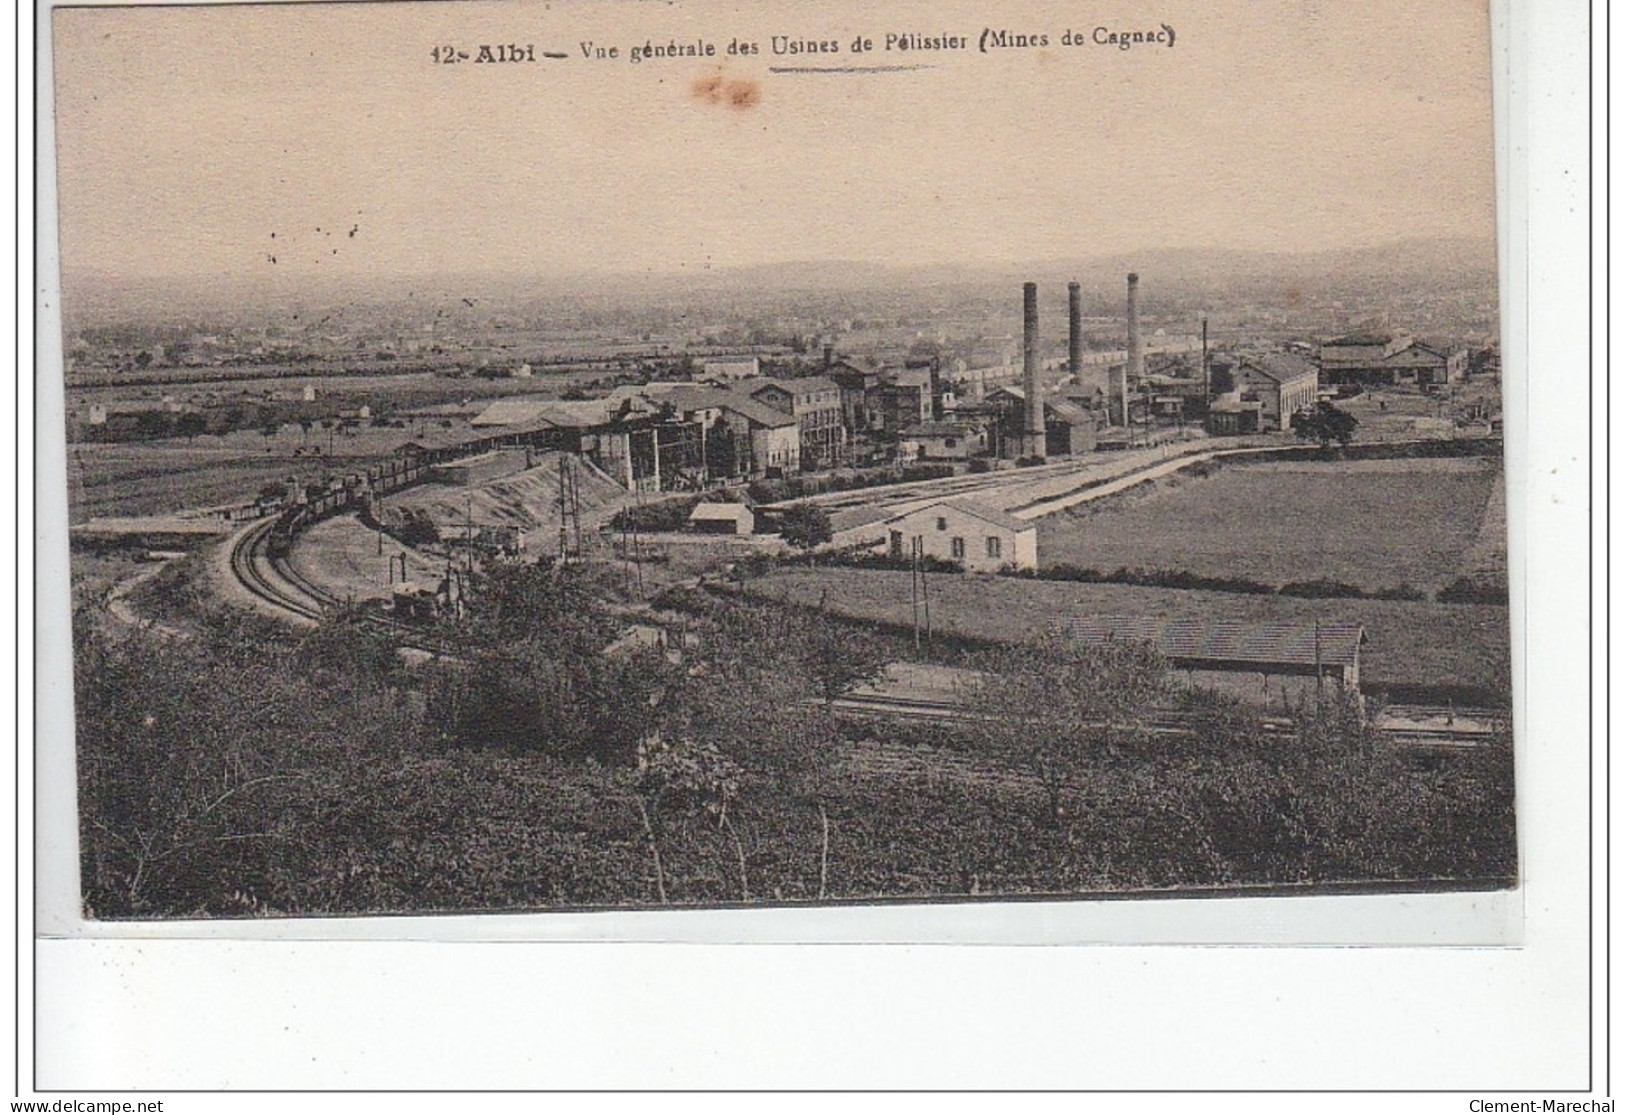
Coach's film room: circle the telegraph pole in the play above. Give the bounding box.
[910,537,921,650]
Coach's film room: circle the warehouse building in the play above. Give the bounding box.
[1317,331,1468,388]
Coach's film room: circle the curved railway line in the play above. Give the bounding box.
[228,516,333,624]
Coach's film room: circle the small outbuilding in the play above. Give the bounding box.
[898,420,987,461]
[1205,392,1263,436]
[688,502,755,535]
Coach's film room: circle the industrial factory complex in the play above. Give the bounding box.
[417,273,1478,500]
[72,268,1498,589]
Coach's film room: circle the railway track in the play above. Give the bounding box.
[227,514,473,661]
[831,690,1506,748]
[228,517,332,624]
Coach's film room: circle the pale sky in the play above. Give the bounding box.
[50,0,1499,280]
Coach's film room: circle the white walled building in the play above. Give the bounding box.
[882,499,1038,573]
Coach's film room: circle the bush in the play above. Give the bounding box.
[823,549,963,575]
[776,502,834,550]
[900,463,956,483]
[749,464,957,504]
[1020,565,1276,595]
[396,511,441,547]
[608,494,704,535]
[1371,583,1428,602]
[1278,579,1368,600]
[1436,576,1510,605]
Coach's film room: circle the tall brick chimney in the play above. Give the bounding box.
[1022,282,1046,457]
[1068,281,1083,381]
[1112,272,1142,427]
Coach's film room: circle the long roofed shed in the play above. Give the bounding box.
[1068,616,1366,687]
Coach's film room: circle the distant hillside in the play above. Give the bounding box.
[60,236,1497,326]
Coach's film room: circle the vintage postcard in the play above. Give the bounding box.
[43,0,1513,928]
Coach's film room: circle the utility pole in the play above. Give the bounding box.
[557,458,569,565]
[568,456,583,558]
[910,537,921,650]
[1314,615,1323,701]
[920,541,932,643]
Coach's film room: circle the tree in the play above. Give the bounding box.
[1290,401,1358,451]
[802,614,889,707]
[665,602,860,899]
[629,732,744,903]
[964,629,1170,826]
[777,502,832,550]
[174,412,207,441]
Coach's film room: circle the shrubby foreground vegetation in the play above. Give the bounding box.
[76,566,1515,918]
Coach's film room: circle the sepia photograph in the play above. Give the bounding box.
[46,0,1515,923]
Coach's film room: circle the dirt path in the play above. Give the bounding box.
[103,561,190,639]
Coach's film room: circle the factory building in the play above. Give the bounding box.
[1229,354,1319,430]
[720,398,800,476]
[825,356,886,434]
[1317,332,1468,388]
[1204,393,1263,436]
[984,387,1099,458]
[743,375,848,469]
[876,367,936,435]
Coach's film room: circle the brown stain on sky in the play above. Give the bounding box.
[691,72,760,110]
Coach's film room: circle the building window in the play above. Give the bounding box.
[951,537,965,559]
[986,536,1002,559]
[936,517,948,531]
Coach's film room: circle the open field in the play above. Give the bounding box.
[284,515,444,604]
[1456,470,1509,582]
[1038,457,1501,594]
[68,443,346,519]
[736,568,1511,701]
[65,419,478,519]
[66,363,622,400]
